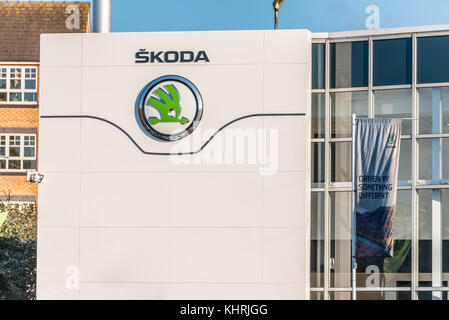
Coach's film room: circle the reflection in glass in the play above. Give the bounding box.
[312,93,325,138]
[418,36,449,84]
[373,38,412,86]
[8,160,20,169]
[0,93,6,101]
[330,142,351,183]
[374,89,412,135]
[24,92,37,102]
[330,192,351,299]
[9,93,21,102]
[23,160,36,170]
[418,190,435,294]
[10,79,21,89]
[331,91,368,138]
[398,139,412,183]
[311,192,325,288]
[419,87,449,134]
[418,138,449,182]
[442,190,449,291]
[0,79,5,89]
[9,146,20,157]
[312,142,325,185]
[356,191,412,288]
[330,41,368,88]
[310,292,324,300]
[356,291,411,300]
[312,43,326,89]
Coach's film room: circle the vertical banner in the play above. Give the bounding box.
[355,119,402,258]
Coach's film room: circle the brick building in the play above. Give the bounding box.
[0,1,90,205]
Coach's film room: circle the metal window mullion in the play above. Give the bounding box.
[411,33,419,300]
[368,36,374,118]
[323,39,331,300]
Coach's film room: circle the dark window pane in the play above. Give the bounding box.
[24,92,37,102]
[312,142,325,185]
[10,79,21,89]
[0,160,5,169]
[24,147,35,157]
[0,79,5,89]
[312,93,325,138]
[373,38,412,86]
[331,41,368,88]
[23,160,36,169]
[9,93,21,102]
[8,160,21,169]
[25,79,36,90]
[312,43,326,89]
[0,92,6,101]
[330,142,351,183]
[418,36,449,84]
[9,146,20,157]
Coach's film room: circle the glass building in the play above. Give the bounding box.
[311,26,449,300]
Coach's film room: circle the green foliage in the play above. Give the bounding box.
[0,202,37,300]
[0,211,7,228]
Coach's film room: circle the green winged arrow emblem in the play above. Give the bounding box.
[147,84,189,125]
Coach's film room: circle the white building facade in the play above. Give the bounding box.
[37,25,449,300]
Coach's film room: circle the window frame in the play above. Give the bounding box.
[312,30,449,300]
[0,134,37,172]
[0,66,38,105]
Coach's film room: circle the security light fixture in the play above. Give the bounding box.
[26,170,44,184]
[273,0,286,30]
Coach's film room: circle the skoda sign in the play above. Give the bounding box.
[137,75,203,142]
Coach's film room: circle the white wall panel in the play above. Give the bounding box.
[38,30,311,300]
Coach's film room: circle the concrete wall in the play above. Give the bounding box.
[37,30,311,299]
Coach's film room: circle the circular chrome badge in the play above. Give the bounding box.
[137,75,203,142]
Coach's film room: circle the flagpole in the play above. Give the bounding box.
[351,114,357,300]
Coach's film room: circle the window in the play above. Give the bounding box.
[311,31,449,300]
[311,192,325,288]
[0,134,37,172]
[418,36,449,84]
[312,43,326,89]
[373,38,412,86]
[312,142,325,185]
[312,93,325,138]
[0,66,38,104]
[331,91,368,138]
[418,138,449,183]
[330,41,368,88]
[419,87,449,135]
[374,89,412,135]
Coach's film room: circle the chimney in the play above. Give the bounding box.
[93,0,112,33]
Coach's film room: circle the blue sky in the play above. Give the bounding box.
[27,0,449,32]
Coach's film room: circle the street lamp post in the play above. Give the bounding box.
[273,0,286,30]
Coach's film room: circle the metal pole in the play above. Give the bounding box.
[274,10,279,29]
[351,114,357,300]
[93,0,112,33]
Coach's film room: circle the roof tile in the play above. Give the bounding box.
[0,1,90,62]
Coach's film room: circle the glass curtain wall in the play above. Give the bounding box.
[311,32,449,300]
